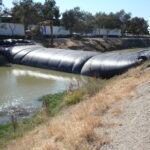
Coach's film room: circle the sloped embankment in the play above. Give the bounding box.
[6,63,150,150]
[101,70,150,150]
[53,38,150,52]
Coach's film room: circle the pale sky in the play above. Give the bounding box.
[2,0,150,26]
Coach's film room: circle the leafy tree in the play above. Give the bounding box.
[73,12,95,34]
[95,12,121,36]
[62,7,95,35]
[116,10,131,35]
[11,0,41,30]
[11,0,60,30]
[95,12,107,35]
[42,0,60,26]
[127,17,149,35]
[0,1,3,22]
[62,7,84,35]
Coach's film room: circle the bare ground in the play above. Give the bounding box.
[100,75,150,150]
[37,38,150,52]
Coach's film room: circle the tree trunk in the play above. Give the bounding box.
[8,23,16,36]
[50,25,53,47]
[44,26,47,36]
[105,29,110,39]
[70,29,73,37]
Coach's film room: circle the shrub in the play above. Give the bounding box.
[65,90,84,105]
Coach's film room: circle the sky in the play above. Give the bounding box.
[2,0,150,27]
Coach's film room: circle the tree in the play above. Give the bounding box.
[11,0,60,31]
[116,10,131,35]
[95,12,121,36]
[127,17,149,35]
[73,12,95,35]
[62,7,84,35]
[43,0,60,21]
[40,0,60,34]
[8,23,16,35]
[0,0,3,22]
[95,12,106,35]
[38,20,54,47]
[62,7,94,35]
[11,0,41,30]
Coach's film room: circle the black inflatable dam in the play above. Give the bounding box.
[0,45,150,78]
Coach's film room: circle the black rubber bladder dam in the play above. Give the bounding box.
[0,45,150,78]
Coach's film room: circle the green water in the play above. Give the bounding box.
[0,65,87,124]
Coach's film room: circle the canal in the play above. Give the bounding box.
[0,65,87,124]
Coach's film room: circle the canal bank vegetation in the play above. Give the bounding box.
[1,61,150,150]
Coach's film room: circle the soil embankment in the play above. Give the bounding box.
[101,71,150,150]
[51,38,150,52]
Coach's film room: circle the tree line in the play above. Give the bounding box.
[0,0,149,36]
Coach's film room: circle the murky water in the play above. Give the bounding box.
[0,65,87,124]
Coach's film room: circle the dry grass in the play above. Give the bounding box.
[6,65,150,150]
[112,105,124,117]
[105,122,120,128]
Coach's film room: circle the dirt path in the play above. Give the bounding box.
[100,80,150,150]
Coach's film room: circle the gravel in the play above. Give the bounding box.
[100,81,150,150]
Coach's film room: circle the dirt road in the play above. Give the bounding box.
[101,80,150,150]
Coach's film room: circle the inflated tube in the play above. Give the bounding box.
[0,45,150,77]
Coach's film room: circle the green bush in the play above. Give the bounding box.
[40,92,66,116]
[65,91,84,105]
[83,78,109,97]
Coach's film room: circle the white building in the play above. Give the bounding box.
[0,23,25,36]
[0,22,122,37]
[28,25,70,36]
[85,28,121,37]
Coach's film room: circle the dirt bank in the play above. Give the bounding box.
[100,71,150,150]
[51,38,150,52]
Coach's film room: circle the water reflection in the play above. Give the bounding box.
[12,69,77,81]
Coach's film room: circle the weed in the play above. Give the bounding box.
[65,90,84,105]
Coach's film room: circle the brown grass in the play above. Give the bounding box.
[112,105,124,117]
[6,66,150,150]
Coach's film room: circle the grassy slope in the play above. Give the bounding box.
[0,78,109,149]
[4,62,150,150]
[0,93,66,149]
